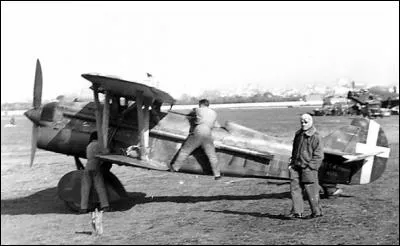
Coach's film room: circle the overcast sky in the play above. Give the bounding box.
[1,1,399,103]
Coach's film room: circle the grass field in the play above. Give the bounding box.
[1,107,399,244]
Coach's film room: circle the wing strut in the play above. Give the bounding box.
[102,92,110,150]
[83,74,175,161]
[92,85,110,154]
[136,90,150,161]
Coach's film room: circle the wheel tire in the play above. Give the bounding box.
[64,201,97,212]
[64,201,81,212]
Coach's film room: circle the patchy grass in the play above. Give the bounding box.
[1,109,399,244]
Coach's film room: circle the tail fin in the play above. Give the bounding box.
[321,118,390,185]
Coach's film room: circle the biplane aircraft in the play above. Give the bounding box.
[24,60,391,211]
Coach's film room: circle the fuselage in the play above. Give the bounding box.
[24,101,390,185]
[25,100,294,180]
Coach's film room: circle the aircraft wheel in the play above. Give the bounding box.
[58,170,127,213]
[64,201,81,212]
[64,201,97,212]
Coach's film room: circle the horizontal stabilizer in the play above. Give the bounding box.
[342,151,384,163]
[324,149,353,157]
[324,149,384,163]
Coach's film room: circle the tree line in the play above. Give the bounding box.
[2,93,305,110]
[175,91,305,105]
[2,85,396,110]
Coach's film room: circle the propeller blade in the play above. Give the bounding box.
[30,125,39,167]
[33,59,42,109]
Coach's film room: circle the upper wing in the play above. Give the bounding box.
[81,74,176,105]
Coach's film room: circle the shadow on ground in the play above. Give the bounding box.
[0,188,145,215]
[204,209,294,220]
[121,190,291,206]
[1,188,291,215]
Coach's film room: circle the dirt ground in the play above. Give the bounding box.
[1,108,399,245]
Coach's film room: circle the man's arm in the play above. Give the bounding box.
[289,133,298,167]
[307,134,324,170]
[213,120,221,128]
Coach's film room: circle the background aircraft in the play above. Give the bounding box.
[347,89,397,118]
[24,60,391,211]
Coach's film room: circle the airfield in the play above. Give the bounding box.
[1,106,399,245]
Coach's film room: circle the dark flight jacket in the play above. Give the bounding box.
[290,126,324,171]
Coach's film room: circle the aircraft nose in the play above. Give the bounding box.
[24,108,41,125]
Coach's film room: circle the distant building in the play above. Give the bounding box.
[305,93,323,102]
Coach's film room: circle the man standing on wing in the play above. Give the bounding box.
[171,99,221,180]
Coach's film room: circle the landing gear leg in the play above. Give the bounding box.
[74,156,85,170]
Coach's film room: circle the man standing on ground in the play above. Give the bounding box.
[80,133,111,213]
[287,113,324,219]
[171,99,221,180]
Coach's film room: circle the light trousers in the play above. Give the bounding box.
[174,133,220,177]
[80,170,109,210]
[289,167,322,215]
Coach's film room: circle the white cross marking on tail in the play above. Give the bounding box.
[356,120,390,184]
